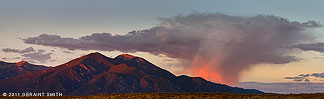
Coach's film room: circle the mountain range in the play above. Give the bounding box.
[0,60,48,80]
[0,52,263,95]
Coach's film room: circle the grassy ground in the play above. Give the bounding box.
[2,93,324,99]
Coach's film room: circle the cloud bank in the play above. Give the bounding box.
[284,77,307,82]
[2,47,36,54]
[23,13,321,84]
[2,47,52,63]
[285,72,324,82]
[21,50,52,63]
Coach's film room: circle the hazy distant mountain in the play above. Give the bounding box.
[238,82,324,94]
[0,52,263,95]
[0,60,49,80]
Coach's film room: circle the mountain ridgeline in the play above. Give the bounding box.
[0,60,48,80]
[0,52,263,95]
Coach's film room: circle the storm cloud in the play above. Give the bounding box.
[290,43,324,53]
[23,13,321,84]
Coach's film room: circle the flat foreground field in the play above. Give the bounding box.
[2,93,324,99]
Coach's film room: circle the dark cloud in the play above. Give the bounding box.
[23,13,321,84]
[2,47,36,54]
[21,50,52,63]
[1,47,52,63]
[285,72,324,82]
[2,48,19,53]
[290,43,324,53]
[20,47,36,53]
[311,73,324,78]
[284,77,305,82]
[299,74,310,77]
[1,57,21,60]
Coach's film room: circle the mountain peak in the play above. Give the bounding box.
[114,54,144,62]
[77,52,106,60]
[16,61,28,66]
[118,54,136,58]
[64,52,114,67]
[64,52,105,66]
[85,52,104,57]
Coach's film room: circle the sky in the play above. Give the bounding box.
[1,0,324,93]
